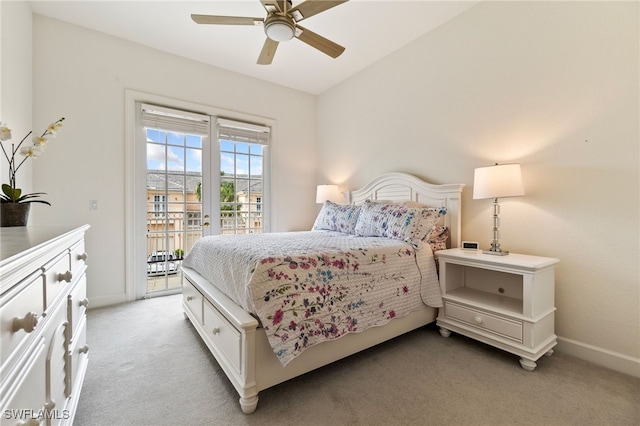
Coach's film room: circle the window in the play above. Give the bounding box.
[217,118,270,235]
[153,195,166,217]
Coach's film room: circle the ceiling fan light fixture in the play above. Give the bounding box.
[264,16,295,42]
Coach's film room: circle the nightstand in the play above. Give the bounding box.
[436,248,560,371]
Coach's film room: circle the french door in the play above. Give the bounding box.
[136,102,270,298]
[142,104,209,295]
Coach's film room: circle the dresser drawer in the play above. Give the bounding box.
[69,316,88,402]
[183,280,203,324]
[1,271,45,367]
[203,301,242,374]
[444,301,523,342]
[0,337,47,425]
[67,276,88,341]
[70,240,88,275]
[44,251,72,309]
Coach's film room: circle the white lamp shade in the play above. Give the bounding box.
[473,164,525,200]
[316,185,342,204]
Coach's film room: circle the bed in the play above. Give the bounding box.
[181,172,464,414]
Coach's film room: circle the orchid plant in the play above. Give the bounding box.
[0,117,65,204]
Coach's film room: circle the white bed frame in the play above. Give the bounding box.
[182,172,464,414]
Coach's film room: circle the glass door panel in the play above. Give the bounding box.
[146,129,203,295]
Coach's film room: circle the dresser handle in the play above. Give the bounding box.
[473,316,483,324]
[186,296,193,301]
[212,327,221,335]
[12,312,39,333]
[79,298,89,308]
[57,270,73,282]
[79,345,89,354]
[77,252,88,262]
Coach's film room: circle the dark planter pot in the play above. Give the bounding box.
[1,203,31,227]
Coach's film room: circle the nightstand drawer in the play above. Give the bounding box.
[444,301,523,342]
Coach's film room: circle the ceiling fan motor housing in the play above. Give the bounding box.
[264,14,296,42]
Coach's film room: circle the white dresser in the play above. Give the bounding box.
[1,225,90,425]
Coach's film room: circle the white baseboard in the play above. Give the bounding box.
[556,336,640,378]
[87,293,129,310]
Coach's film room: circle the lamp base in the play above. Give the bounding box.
[483,249,510,256]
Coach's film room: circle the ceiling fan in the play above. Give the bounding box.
[191,0,348,65]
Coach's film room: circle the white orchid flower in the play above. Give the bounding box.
[0,125,11,141]
[19,144,44,157]
[1,117,64,206]
[32,135,48,148]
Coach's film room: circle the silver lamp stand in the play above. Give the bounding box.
[484,197,509,256]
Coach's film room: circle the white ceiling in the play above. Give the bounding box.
[29,0,478,95]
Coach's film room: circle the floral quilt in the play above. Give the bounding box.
[183,231,442,366]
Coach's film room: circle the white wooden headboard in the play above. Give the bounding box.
[347,172,465,248]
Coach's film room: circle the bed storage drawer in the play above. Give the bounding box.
[183,280,203,324]
[203,301,242,374]
[443,301,523,342]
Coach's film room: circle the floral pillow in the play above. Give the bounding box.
[312,201,361,234]
[354,200,447,248]
[426,225,449,252]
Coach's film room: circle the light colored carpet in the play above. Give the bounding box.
[74,294,639,426]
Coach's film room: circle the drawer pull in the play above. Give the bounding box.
[186,295,194,302]
[79,345,90,354]
[79,298,90,308]
[57,270,73,282]
[473,316,483,324]
[12,312,39,333]
[77,252,88,262]
[44,400,55,410]
[212,327,221,335]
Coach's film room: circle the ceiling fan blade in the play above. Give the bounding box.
[191,14,263,26]
[295,25,345,58]
[257,38,279,65]
[289,0,348,22]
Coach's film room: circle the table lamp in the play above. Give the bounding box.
[316,184,342,204]
[473,163,525,255]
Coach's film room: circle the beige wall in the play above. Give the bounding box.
[317,1,639,375]
[0,1,32,192]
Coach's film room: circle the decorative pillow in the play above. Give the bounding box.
[426,226,449,252]
[312,201,361,234]
[354,200,447,248]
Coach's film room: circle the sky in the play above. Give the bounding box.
[146,129,263,176]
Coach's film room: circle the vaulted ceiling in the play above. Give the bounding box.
[29,1,478,94]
